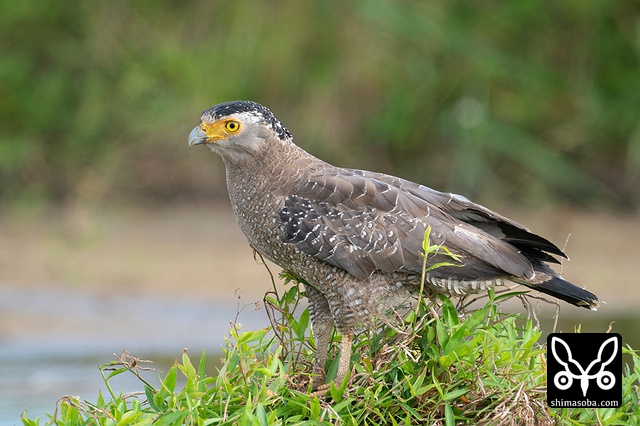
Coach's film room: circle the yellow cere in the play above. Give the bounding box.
[200,119,242,141]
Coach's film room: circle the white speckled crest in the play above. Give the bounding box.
[201,101,292,141]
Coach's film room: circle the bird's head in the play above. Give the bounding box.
[188,101,292,162]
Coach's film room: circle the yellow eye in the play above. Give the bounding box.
[224,120,241,133]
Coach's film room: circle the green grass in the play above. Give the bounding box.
[19,229,640,424]
[20,280,640,425]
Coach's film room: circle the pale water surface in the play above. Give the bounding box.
[0,284,268,425]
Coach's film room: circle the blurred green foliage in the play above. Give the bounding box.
[1,0,639,209]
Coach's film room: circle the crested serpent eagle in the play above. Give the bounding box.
[188,100,599,391]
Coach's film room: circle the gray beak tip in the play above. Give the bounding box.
[188,126,207,148]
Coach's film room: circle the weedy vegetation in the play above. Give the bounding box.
[21,233,640,425]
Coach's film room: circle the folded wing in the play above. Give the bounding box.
[279,168,558,282]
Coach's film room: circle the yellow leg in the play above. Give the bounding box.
[312,332,352,396]
[335,333,352,386]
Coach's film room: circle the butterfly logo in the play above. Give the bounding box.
[550,335,618,397]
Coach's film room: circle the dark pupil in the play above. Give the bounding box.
[228,122,236,130]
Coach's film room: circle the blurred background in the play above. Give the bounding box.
[1,0,639,423]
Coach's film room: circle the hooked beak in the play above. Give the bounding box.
[188,126,208,148]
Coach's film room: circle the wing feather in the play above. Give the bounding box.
[280,168,548,281]
[367,171,568,262]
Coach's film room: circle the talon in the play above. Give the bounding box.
[310,383,331,397]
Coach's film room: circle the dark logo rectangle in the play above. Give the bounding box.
[547,333,622,408]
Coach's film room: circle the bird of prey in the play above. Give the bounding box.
[188,100,600,390]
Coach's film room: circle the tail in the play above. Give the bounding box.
[515,274,600,311]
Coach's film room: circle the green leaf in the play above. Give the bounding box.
[19,413,39,426]
[106,367,129,380]
[154,410,189,425]
[443,388,468,401]
[145,384,160,411]
[444,402,455,426]
[198,349,207,378]
[436,318,449,348]
[422,225,432,254]
[424,261,461,271]
[237,328,269,345]
[163,364,177,393]
[295,308,310,339]
[255,403,268,426]
[329,380,343,402]
[439,294,459,327]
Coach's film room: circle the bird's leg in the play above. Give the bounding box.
[305,285,353,396]
[334,332,352,386]
[305,284,333,388]
[311,331,353,397]
[312,323,331,384]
